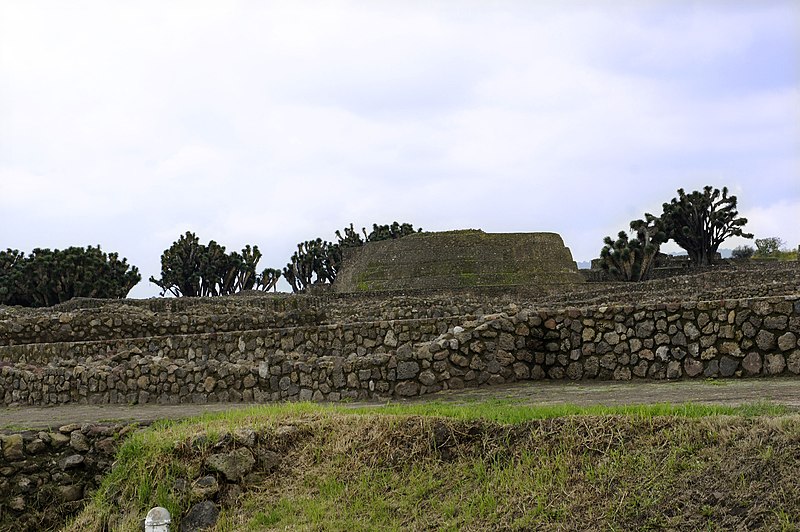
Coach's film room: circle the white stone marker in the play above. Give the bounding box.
[145,507,171,532]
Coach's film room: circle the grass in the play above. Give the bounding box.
[63,401,799,531]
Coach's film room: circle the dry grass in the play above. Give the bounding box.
[62,403,800,531]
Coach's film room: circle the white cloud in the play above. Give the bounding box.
[739,199,800,248]
[1,0,798,296]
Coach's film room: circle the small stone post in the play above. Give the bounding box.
[145,507,171,532]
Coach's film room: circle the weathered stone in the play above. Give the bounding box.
[1,434,24,461]
[418,370,437,386]
[394,381,420,396]
[719,356,738,377]
[206,448,255,482]
[764,354,786,375]
[703,360,719,378]
[671,331,687,346]
[654,333,670,346]
[636,321,654,337]
[566,362,583,380]
[742,352,762,375]
[96,437,118,455]
[25,439,46,455]
[666,360,682,379]
[777,332,797,351]
[787,350,800,374]
[599,354,616,370]
[8,496,25,511]
[763,315,788,330]
[512,363,530,379]
[450,353,469,367]
[181,500,219,531]
[700,347,718,361]
[683,322,700,340]
[684,358,703,377]
[58,484,84,502]
[583,357,599,377]
[396,361,420,380]
[70,431,91,452]
[384,330,398,348]
[191,476,220,500]
[756,330,776,351]
[59,423,81,434]
[613,367,631,380]
[60,454,85,470]
[448,377,465,389]
[50,433,70,448]
[632,360,649,377]
[647,362,666,379]
[638,349,654,361]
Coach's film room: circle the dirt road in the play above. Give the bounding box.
[2,378,798,430]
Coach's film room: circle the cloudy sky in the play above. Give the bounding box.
[1,0,798,297]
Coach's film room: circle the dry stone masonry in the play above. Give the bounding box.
[0,261,798,528]
[0,421,137,530]
[0,292,797,406]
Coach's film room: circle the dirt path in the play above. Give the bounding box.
[2,378,798,430]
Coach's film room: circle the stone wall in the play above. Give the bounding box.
[0,316,470,367]
[561,261,800,308]
[3,262,796,348]
[0,422,137,530]
[0,297,323,347]
[1,295,797,407]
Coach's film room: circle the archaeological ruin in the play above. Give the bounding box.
[0,233,798,527]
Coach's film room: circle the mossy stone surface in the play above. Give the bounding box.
[334,230,584,293]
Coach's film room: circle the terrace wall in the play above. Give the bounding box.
[1,295,797,406]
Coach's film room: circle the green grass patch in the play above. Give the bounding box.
[63,401,799,532]
[346,399,789,423]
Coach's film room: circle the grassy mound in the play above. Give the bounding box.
[66,402,799,531]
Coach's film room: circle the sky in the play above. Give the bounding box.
[1,0,798,297]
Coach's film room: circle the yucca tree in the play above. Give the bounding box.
[366,221,420,242]
[661,186,752,266]
[600,215,667,282]
[283,221,422,292]
[630,213,667,281]
[150,232,203,297]
[0,246,140,307]
[151,232,277,297]
[256,268,282,292]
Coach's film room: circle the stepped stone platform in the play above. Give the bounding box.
[333,230,584,293]
[0,262,797,409]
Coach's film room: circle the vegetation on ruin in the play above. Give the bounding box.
[661,186,753,266]
[600,214,667,281]
[149,231,281,297]
[65,401,798,531]
[732,244,756,260]
[0,245,140,307]
[753,236,798,261]
[283,221,421,292]
[600,186,755,278]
